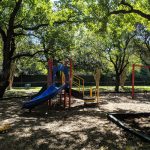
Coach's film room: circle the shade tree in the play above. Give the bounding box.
[102,28,136,92]
[0,0,78,98]
[0,0,52,97]
[133,24,150,66]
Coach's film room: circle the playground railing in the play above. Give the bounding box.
[73,75,84,97]
[89,87,97,98]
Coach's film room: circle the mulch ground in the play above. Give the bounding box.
[0,93,150,150]
[121,115,150,136]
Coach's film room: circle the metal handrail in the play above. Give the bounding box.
[73,75,84,97]
[73,76,81,90]
[72,81,80,92]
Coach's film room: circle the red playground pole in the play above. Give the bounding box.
[69,59,72,108]
[64,90,66,108]
[47,59,53,107]
[48,59,53,85]
[64,61,68,108]
[132,64,135,99]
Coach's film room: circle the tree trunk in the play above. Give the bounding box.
[115,74,120,92]
[7,76,14,90]
[0,0,22,98]
[0,48,11,98]
[0,65,11,97]
[120,65,128,89]
[0,82,9,98]
[7,63,16,90]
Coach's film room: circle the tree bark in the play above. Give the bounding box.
[120,66,128,88]
[0,0,22,98]
[0,45,12,97]
[115,73,120,92]
[7,63,16,90]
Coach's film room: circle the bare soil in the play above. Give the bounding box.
[0,93,150,150]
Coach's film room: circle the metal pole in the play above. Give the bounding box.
[132,64,135,99]
[64,90,66,108]
[69,59,72,108]
[48,59,53,85]
[48,59,53,107]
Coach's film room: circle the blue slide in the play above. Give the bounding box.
[22,84,66,109]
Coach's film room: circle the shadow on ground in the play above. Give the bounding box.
[0,93,150,150]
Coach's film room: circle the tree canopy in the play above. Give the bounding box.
[0,0,150,97]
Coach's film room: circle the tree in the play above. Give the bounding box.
[134,24,150,66]
[74,29,103,73]
[0,0,53,98]
[0,0,76,98]
[61,0,149,92]
[103,31,135,92]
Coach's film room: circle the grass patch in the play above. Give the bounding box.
[3,86,150,98]
[73,86,150,92]
[4,87,41,98]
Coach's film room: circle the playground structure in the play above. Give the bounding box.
[132,64,150,99]
[22,58,101,110]
[72,74,100,105]
[22,59,73,110]
[47,59,72,108]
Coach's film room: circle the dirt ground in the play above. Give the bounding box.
[0,93,150,150]
[121,116,150,136]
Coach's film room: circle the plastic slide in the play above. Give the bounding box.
[22,84,66,109]
[31,83,48,99]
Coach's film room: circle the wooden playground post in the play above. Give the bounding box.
[94,68,101,103]
[90,87,93,97]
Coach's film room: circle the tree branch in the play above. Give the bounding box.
[8,0,22,32]
[14,32,40,39]
[120,34,135,73]
[13,14,75,30]
[14,23,48,30]
[0,27,7,41]
[109,1,150,20]
[12,50,44,60]
[124,34,135,50]
[120,0,133,10]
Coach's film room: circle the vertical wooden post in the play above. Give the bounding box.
[83,79,84,97]
[90,87,92,97]
[132,64,135,99]
[94,68,101,103]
